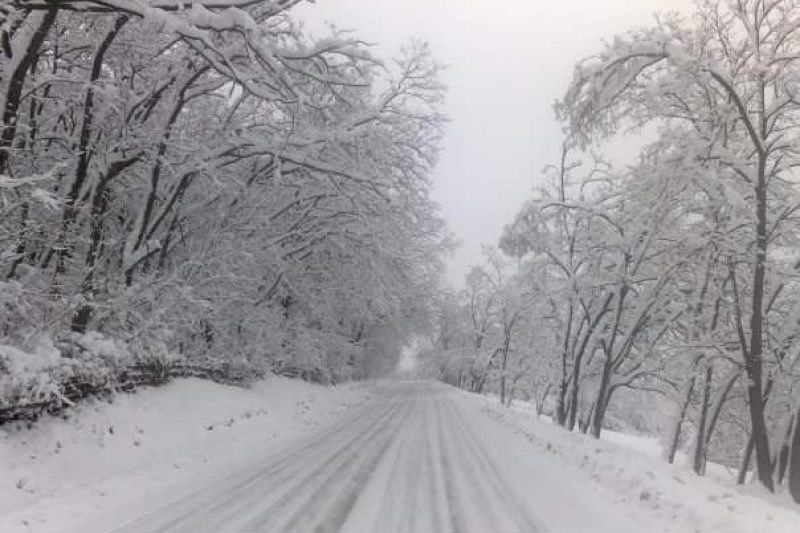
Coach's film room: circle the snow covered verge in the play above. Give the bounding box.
[0,331,269,426]
[467,392,800,533]
[0,377,372,533]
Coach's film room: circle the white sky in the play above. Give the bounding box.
[295,0,694,286]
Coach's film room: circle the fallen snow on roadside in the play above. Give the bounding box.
[0,377,371,533]
[468,393,800,533]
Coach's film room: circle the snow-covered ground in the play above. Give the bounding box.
[2,380,640,533]
[471,393,800,533]
[3,378,799,533]
[0,377,371,533]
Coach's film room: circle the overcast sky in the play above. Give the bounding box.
[296,0,694,286]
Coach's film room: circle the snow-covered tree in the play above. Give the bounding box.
[555,0,800,494]
[1,1,449,416]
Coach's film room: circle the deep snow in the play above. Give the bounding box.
[18,381,639,533]
[471,393,800,533]
[2,379,799,533]
[0,377,371,532]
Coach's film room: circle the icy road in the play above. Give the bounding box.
[111,381,633,533]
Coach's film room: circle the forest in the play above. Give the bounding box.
[0,1,448,419]
[4,0,800,510]
[425,0,800,502]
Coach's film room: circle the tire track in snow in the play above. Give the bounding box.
[421,397,447,533]
[113,387,406,533]
[443,395,548,533]
[102,382,622,533]
[258,395,416,532]
[432,390,468,533]
[198,391,409,531]
[370,394,420,532]
[438,392,510,531]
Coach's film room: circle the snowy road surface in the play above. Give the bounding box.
[109,381,633,533]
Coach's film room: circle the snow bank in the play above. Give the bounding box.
[0,330,271,425]
[469,393,800,533]
[0,339,63,406]
[0,332,126,419]
[0,377,372,533]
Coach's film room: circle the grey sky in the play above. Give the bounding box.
[296,0,694,285]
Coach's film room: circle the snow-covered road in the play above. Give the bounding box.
[108,381,634,533]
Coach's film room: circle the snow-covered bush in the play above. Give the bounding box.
[0,333,125,420]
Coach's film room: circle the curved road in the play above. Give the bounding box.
[111,381,633,533]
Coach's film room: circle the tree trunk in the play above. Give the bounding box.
[0,9,57,174]
[536,383,552,417]
[667,374,695,465]
[70,155,138,332]
[499,337,510,405]
[555,301,574,426]
[775,415,794,487]
[693,365,713,475]
[788,406,800,503]
[702,370,739,454]
[737,433,755,485]
[555,380,568,426]
[53,16,128,286]
[71,180,110,333]
[567,351,584,431]
[746,155,774,492]
[590,357,613,438]
[580,401,594,434]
